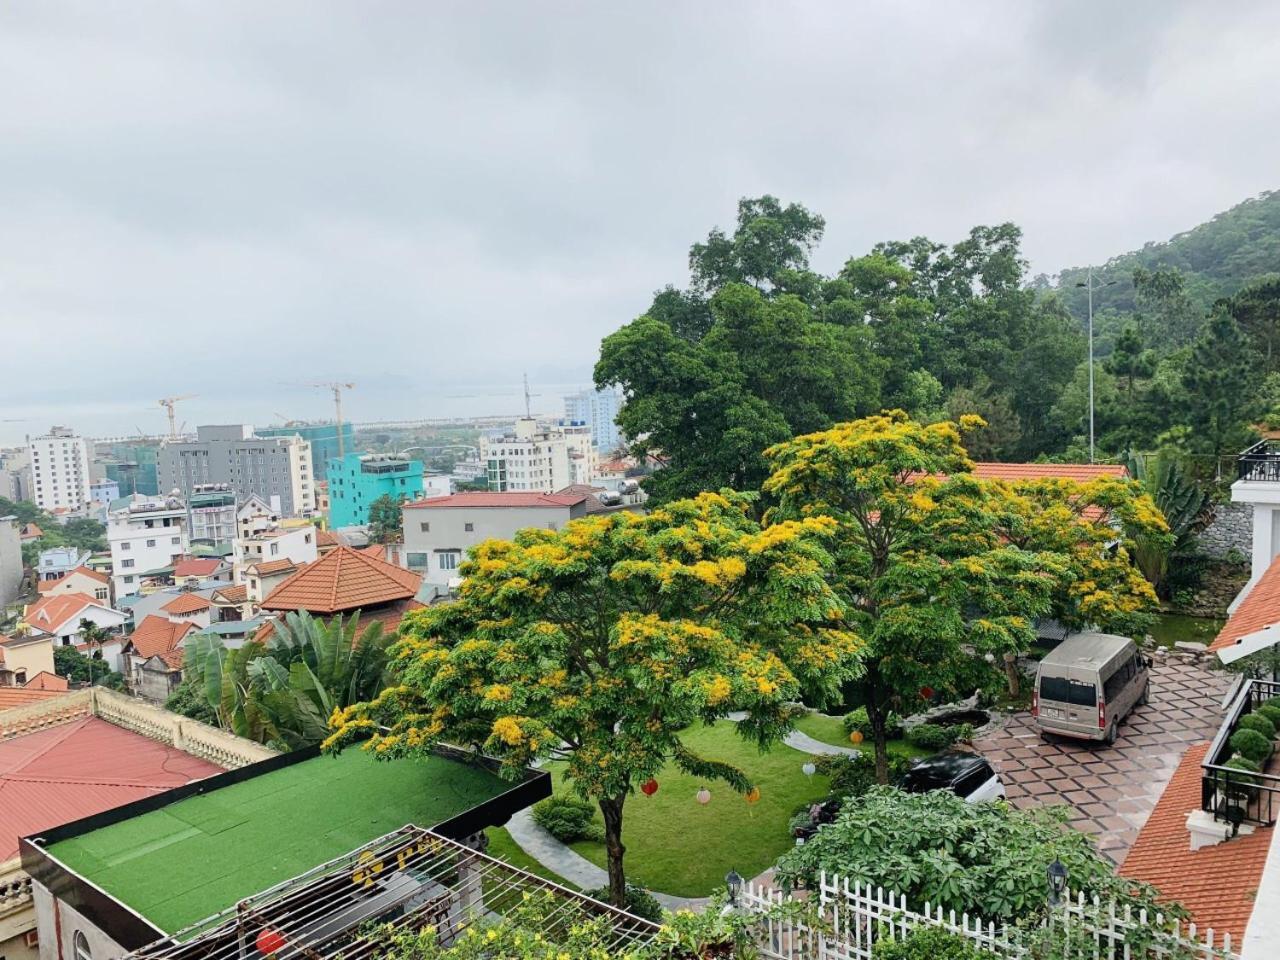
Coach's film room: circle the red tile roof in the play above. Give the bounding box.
[359,544,387,560]
[316,529,342,547]
[261,547,421,615]
[211,584,249,604]
[0,716,221,860]
[0,687,68,711]
[19,522,43,540]
[1119,742,1271,941]
[1210,556,1280,654]
[249,558,297,576]
[161,592,212,615]
[970,462,1128,481]
[127,615,197,660]
[403,492,588,510]
[24,671,69,691]
[173,557,224,578]
[24,592,104,633]
[255,599,423,643]
[37,566,110,594]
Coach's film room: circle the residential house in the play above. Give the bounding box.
[0,517,20,610]
[36,566,111,604]
[17,523,42,544]
[172,555,231,586]
[35,546,90,582]
[107,494,190,599]
[88,478,120,509]
[316,527,344,555]
[325,452,425,528]
[27,427,91,514]
[243,558,299,606]
[208,583,254,623]
[158,424,315,518]
[0,633,55,687]
[121,615,199,701]
[159,592,213,630]
[233,524,316,583]
[20,592,127,670]
[187,483,237,548]
[0,687,271,960]
[401,490,596,596]
[235,493,276,540]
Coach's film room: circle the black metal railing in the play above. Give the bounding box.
[1237,439,1280,481]
[1202,678,1280,827]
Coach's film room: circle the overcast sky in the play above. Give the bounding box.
[2,1,1278,445]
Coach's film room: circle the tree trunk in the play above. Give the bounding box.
[598,794,628,907]
[868,700,890,785]
[1003,651,1021,698]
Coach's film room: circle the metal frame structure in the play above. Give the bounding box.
[123,826,661,960]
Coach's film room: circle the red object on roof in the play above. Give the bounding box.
[1210,556,1280,654]
[403,492,588,510]
[0,687,68,711]
[24,671,69,691]
[261,546,421,615]
[0,716,221,860]
[1120,742,1271,942]
[127,615,197,661]
[173,557,224,579]
[25,592,105,633]
[970,462,1128,481]
[161,592,213,615]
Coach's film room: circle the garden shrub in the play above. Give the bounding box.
[904,722,957,750]
[532,796,601,843]
[873,926,990,960]
[843,707,903,739]
[584,883,663,922]
[1257,703,1280,729]
[1263,696,1280,714]
[1222,754,1262,801]
[1238,712,1277,741]
[1229,728,1273,765]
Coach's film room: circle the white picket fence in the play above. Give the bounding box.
[739,874,1238,960]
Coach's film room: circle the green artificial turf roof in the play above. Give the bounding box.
[46,749,512,935]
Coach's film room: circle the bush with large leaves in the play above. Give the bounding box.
[1125,451,1213,597]
[774,787,1175,923]
[183,610,392,751]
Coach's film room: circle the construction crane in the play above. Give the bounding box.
[311,382,356,458]
[159,395,196,439]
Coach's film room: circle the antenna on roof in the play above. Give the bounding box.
[522,373,540,419]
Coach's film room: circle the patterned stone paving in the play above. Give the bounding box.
[972,659,1233,863]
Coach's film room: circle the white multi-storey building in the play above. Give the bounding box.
[563,387,623,452]
[107,494,190,598]
[158,425,315,518]
[480,419,599,493]
[27,427,91,513]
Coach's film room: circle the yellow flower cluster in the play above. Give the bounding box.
[491,716,526,745]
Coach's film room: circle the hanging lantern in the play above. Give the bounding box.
[256,930,286,956]
[745,786,761,805]
[801,761,817,778]
[920,685,935,701]
[696,787,711,805]
[641,777,659,797]
[848,729,864,745]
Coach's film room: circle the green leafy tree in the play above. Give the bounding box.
[1225,276,1280,375]
[775,787,1178,923]
[164,678,218,724]
[52,643,125,690]
[367,494,404,544]
[1133,266,1202,349]
[943,381,1021,459]
[325,493,862,906]
[1181,309,1260,459]
[763,412,1165,781]
[1126,452,1213,596]
[184,610,393,750]
[688,195,826,296]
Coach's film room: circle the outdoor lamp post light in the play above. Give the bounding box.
[1074,270,1120,464]
[1047,858,1069,907]
[725,869,743,906]
[801,761,817,778]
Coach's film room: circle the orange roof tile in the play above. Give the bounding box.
[161,592,212,614]
[173,557,224,578]
[127,615,197,660]
[24,671,69,691]
[249,558,297,576]
[0,687,68,711]
[317,529,342,547]
[24,592,104,632]
[359,544,387,560]
[403,492,588,510]
[36,565,109,594]
[1210,556,1280,654]
[1119,742,1271,941]
[19,522,44,540]
[970,462,1128,482]
[261,546,421,615]
[212,584,249,604]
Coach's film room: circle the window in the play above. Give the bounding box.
[464,522,474,532]
[73,930,92,960]
[1039,675,1097,706]
[440,551,461,571]
[120,558,135,569]
[123,575,134,584]
[420,522,430,533]
[172,536,181,545]
[120,541,131,551]
[407,552,428,570]
[146,539,156,548]
[1103,661,1134,702]
[270,543,279,555]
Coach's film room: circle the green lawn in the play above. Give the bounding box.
[791,711,932,760]
[546,720,829,898]
[485,827,579,890]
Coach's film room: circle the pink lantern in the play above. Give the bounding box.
[696,787,711,805]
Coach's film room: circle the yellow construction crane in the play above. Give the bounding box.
[311,382,356,458]
[159,395,197,439]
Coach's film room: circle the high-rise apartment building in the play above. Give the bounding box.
[158,425,315,517]
[27,427,91,512]
[257,422,353,481]
[563,388,623,453]
[480,419,598,493]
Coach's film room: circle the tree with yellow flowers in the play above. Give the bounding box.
[763,411,1168,782]
[325,492,862,906]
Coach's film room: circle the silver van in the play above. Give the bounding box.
[1033,632,1151,744]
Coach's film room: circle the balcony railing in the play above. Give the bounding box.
[1201,677,1280,827]
[1237,439,1280,481]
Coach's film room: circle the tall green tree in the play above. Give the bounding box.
[325,493,862,906]
[1181,309,1259,460]
[1133,266,1201,350]
[763,412,1164,780]
[367,494,404,544]
[688,195,825,297]
[1225,276,1280,374]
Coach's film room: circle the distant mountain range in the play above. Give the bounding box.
[1052,189,1280,320]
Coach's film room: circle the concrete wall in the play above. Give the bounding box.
[1199,501,1253,560]
[0,518,22,610]
[32,885,129,960]
[402,504,577,587]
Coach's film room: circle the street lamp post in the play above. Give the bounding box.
[1075,271,1119,464]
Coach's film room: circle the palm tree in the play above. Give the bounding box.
[183,611,394,750]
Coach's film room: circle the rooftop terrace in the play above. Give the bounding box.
[29,747,545,938]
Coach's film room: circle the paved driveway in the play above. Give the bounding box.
[972,659,1233,863]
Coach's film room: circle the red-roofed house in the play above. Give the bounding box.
[36,566,111,604]
[401,491,596,596]
[172,556,231,586]
[0,634,55,689]
[160,591,213,628]
[20,593,127,667]
[120,615,199,702]
[17,523,42,544]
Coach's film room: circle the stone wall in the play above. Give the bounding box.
[1199,501,1252,560]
